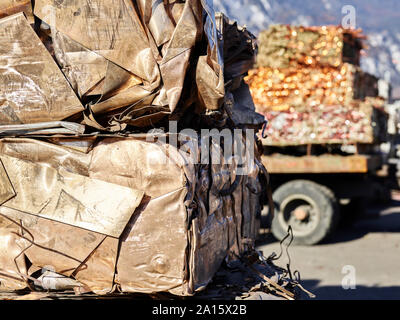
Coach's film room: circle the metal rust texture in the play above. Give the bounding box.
[0,135,267,296]
[262,154,384,174]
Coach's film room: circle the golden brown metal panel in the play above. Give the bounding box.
[0,138,92,176]
[89,137,194,295]
[51,32,109,97]
[34,0,157,80]
[0,211,28,291]
[1,155,144,238]
[118,188,189,295]
[0,206,107,278]
[73,236,119,295]
[89,138,189,198]
[0,13,84,125]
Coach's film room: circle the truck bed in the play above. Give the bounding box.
[262,154,383,174]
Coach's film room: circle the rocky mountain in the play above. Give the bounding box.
[214,0,400,98]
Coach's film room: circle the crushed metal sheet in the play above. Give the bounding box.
[0,1,294,299]
[51,31,109,98]
[0,218,29,290]
[46,137,97,154]
[0,206,108,278]
[0,159,15,205]
[0,138,92,176]
[72,236,119,295]
[0,121,85,136]
[88,137,195,294]
[0,13,84,125]
[0,1,33,23]
[34,0,158,79]
[0,155,144,238]
[118,187,190,295]
[34,0,227,128]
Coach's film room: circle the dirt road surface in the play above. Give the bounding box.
[257,196,400,300]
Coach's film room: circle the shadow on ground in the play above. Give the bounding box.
[257,199,400,246]
[300,280,400,300]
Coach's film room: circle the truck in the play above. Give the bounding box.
[247,25,397,245]
[260,140,394,246]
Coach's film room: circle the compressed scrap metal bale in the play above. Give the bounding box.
[247,63,379,112]
[0,13,84,125]
[246,24,384,146]
[216,12,265,128]
[0,134,265,295]
[30,0,226,130]
[259,97,388,146]
[262,102,372,145]
[0,1,263,131]
[0,0,225,130]
[256,25,364,69]
[0,1,272,298]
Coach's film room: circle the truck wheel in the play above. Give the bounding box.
[271,180,339,245]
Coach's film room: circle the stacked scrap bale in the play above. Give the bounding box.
[255,25,363,69]
[0,1,299,299]
[246,24,386,146]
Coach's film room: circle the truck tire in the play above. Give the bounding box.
[271,180,339,245]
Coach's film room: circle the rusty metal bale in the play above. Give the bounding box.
[0,1,299,300]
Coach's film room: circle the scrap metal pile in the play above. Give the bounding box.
[255,25,364,69]
[246,24,387,146]
[0,1,299,299]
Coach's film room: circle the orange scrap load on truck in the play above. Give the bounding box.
[246,24,387,146]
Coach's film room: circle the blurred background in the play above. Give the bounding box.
[215,0,400,300]
[216,0,400,98]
